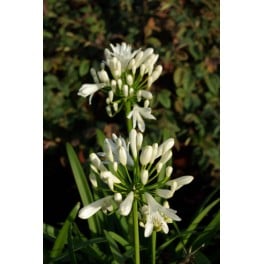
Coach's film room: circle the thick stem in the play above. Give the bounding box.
[151,231,156,264]
[133,199,140,264]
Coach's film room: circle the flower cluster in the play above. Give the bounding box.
[78,43,162,132]
[78,129,193,237]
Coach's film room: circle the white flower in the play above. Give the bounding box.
[105,42,140,72]
[119,191,134,216]
[127,104,156,132]
[78,196,113,219]
[78,83,105,104]
[104,135,134,166]
[143,192,181,237]
[156,176,194,199]
[166,176,194,192]
[100,171,121,191]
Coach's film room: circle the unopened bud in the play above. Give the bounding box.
[140,146,153,166]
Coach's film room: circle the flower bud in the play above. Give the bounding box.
[98,70,110,83]
[104,140,114,162]
[129,129,137,159]
[136,132,143,151]
[90,153,101,168]
[123,84,128,97]
[160,150,172,165]
[166,166,173,178]
[141,169,149,185]
[113,161,118,172]
[129,87,134,96]
[89,173,98,188]
[117,79,122,90]
[113,102,118,112]
[118,146,127,166]
[114,193,122,202]
[140,146,153,166]
[140,64,146,76]
[108,90,114,102]
[126,74,133,86]
[90,68,99,83]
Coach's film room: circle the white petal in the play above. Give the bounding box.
[166,176,194,191]
[78,196,112,219]
[119,191,134,216]
[156,189,174,199]
[144,219,154,237]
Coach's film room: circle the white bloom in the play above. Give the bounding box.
[143,192,181,237]
[78,196,113,219]
[156,176,194,199]
[105,136,134,166]
[105,42,140,72]
[78,83,105,104]
[127,104,156,132]
[119,191,134,216]
[166,176,194,192]
[100,171,121,191]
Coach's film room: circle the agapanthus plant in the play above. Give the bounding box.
[76,42,194,264]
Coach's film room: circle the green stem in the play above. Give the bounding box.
[125,100,132,132]
[133,199,140,264]
[151,231,156,264]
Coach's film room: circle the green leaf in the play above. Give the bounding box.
[66,143,99,234]
[175,198,219,252]
[192,210,220,248]
[43,223,58,240]
[158,90,171,109]
[50,202,80,258]
[194,251,211,264]
[173,67,184,87]
[107,231,131,248]
[96,129,106,148]
[79,60,90,77]
[104,230,125,263]
[204,74,219,95]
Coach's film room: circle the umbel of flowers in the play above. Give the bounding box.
[78,42,162,132]
[77,42,193,247]
[78,129,193,237]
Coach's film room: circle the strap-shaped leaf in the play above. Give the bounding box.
[66,143,99,234]
[50,202,80,258]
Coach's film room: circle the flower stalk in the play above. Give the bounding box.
[133,199,140,264]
